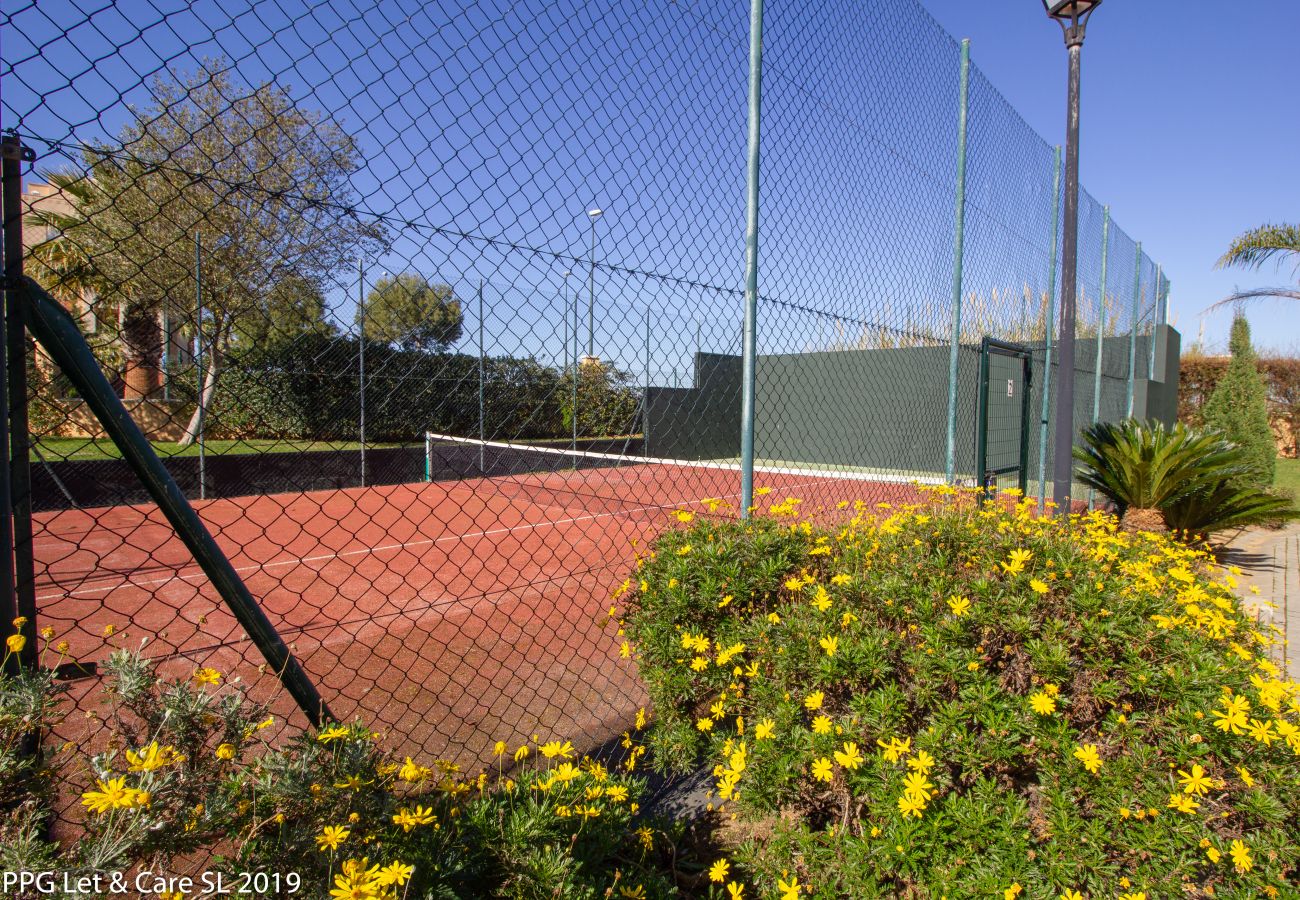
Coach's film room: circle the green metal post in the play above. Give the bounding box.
[195,232,206,500]
[644,306,651,458]
[1148,264,1161,380]
[738,0,765,518]
[1088,206,1109,510]
[19,277,332,727]
[1127,241,1141,418]
[945,38,971,485]
[358,260,366,488]
[478,280,485,474]
[1036,147,1061,512]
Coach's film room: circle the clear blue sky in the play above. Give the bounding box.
[6,0,1294,367]
[920,0,1300,355]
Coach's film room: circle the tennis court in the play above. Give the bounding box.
[33,437,928,764]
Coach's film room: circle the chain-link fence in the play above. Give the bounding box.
[2,0,1171,811]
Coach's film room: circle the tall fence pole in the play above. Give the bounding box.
[738,0,765,518]
[945,38,971,486]
[1127,241,1141,418]
[644,305,651,458]
[195,231,206,500]
[577,284,582,463]
[1037,146,1062,513]
[478,279,485,474]
[1,135,37,675]
[358,260,366,488]
[1052,35,1085,515]
[1148,264,1161,380]
[1088,205,1109,510]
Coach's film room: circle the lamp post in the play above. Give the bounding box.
[586,208,602,362]
[1043,0,1100,516]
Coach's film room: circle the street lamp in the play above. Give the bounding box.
[1043,0,1100,515]
[586,207,603,362]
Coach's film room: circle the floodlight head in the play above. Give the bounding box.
[587,208,603,220]
[1042,0,1100,46]
[1042,0,1099,19]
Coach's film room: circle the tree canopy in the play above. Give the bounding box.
[359,273,463,352]
[26,61,380,420]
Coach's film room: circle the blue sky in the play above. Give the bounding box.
[5,0,1289,376]
[920,0,1300,355]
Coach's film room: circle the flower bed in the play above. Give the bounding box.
[622,488,1300,898]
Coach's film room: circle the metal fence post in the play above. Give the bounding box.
[644,306,651,458]
[1,135,37,675]
[478,279,485,474]
[357,260,366,488]
[1148,263,1161,381]
[1127,241,1141,418]
[1088,205,1109,510]
[1037,147,1061,513]
[945,38,971,486]
[738,0,765,518]
[20,277,333,726]
[195,231,206,500]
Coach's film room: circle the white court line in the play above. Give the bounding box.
[38,460,910,603]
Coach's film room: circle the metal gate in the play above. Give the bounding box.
[975,337,1032,493]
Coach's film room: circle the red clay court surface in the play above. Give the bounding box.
[33,459,923,766]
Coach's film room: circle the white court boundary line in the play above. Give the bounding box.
[39,443,933,603]
[424,432,947,487]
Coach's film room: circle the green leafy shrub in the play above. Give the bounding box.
[0,637,676,899]
[1203,314,1276,488]
[1074,419,1298,540]
[622,488,1300,898]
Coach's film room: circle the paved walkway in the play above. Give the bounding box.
[1218,521,1300,679]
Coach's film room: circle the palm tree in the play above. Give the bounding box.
[1209,223,1300,310]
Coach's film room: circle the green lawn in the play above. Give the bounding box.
[33,437,409,462]
[1275,456,1300,498]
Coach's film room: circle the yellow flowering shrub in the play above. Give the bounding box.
[623,488,1300,897]
[0,646,676,898]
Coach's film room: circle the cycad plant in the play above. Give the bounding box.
[1163,480,1298,543]
[1072,420,1243,533]
[1073,419,1298,540]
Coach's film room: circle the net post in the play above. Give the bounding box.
[945,38,971,486]
[1088,205,1109,510]
[424,432,432,483]
[1127,241,1141,418]
[1037,146,1061,513]
[738,0,765,520]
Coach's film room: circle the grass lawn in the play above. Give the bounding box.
[1275,456,1300,498]
[33,437,410,462]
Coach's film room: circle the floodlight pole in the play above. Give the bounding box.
[739,0,765,519]
[1046,0,1099,516]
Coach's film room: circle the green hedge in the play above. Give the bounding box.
[203,336,637,443]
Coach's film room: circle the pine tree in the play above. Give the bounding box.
[1202,312,1275,488]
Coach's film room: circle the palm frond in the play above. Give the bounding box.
[1202,287,1300,313]
[1215,223,1300,272]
